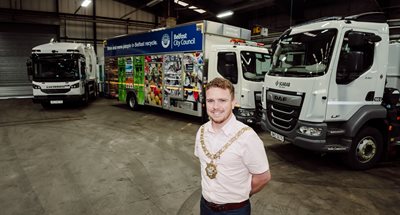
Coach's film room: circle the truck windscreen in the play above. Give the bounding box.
[268,29,337,77]
[241,51,271,81]
[32,54,81,82]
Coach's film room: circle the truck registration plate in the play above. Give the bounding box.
[50,100,63,104]
[270,131,284,142]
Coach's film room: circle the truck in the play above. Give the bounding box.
[104,20,271,124]
[27,41,97,107]
[261,12,400,169]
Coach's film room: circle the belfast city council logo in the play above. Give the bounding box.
[161,33,170,48]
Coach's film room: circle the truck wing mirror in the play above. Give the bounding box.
[367,34,381,43]
[348,31,366,47]
[348,31,381,47]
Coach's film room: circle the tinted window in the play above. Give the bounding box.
[336,31,375,85]
[217,52,238,84]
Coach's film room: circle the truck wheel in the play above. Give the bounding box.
[344,127,383,170]
[127,93,137,110]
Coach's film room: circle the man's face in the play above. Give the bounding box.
[206,87,236,125]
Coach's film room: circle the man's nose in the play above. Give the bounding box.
[214,101,223,108]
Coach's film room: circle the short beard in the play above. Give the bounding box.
[211,118,223,124]
[209,112,232,125]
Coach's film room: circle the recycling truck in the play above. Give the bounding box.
[27,41,97,107]
[104,20,271,124]
[261,12,400,169]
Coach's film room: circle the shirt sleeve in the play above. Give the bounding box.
[242,129,270,174]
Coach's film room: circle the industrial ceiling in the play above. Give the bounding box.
[114,0,400,33]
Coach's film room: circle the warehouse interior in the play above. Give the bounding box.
[1,0,400,98]
[1,1,400,215]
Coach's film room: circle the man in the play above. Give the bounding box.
[194,77,271,215]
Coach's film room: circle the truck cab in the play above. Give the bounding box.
[208,41,271,124]
[261,12,400,169]
[28,41,97,107]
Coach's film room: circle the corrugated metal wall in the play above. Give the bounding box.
[0,0,156,98]
[0,23,58,97]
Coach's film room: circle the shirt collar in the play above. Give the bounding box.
[205,114,237,136]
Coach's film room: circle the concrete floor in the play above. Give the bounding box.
[1,98,399,215]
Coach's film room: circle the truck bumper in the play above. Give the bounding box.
[293,135,352,152]
[235,115,260,125]
[234,108,260,125]
[33,95,83,104]
[262,111,351,152]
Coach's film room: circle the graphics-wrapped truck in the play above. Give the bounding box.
[27,41,97,107]
[104,20,271,124]
[261,12,400,169]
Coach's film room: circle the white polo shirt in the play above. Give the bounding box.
[194,115,270,204]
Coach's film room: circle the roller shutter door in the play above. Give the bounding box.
[0,23,58,98]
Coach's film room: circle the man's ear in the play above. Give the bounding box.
[232,98,237,110]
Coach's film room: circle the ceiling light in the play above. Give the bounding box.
[81,0,92,7]
[189,6,197,9]
[174,0,188,7]
[216,10,233,18]
[147,0,163,7]
[194,9,206,14]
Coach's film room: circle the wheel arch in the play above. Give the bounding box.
[126,90,138,110]
[344,105,387,138]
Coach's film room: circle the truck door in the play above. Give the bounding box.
[208,50,241,101]
[326,28,384,121]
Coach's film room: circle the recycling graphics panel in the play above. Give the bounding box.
[104,24,203,57]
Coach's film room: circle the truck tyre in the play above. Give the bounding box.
[127,93,137,110]
[344,127,383,170]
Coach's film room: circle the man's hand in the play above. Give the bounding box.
[250,171,271,196]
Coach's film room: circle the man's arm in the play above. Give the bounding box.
[250,170,271,196]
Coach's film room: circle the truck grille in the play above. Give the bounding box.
[41,88,71,94]
[266,90,304,131]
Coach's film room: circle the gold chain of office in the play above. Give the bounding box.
[200,126,251,179]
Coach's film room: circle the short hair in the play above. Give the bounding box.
[205,77,235,99]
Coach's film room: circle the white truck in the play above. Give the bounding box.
[104,21,271,124]
[27,41,97,107]
[261,12,400,169]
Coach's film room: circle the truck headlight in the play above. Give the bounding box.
[32,84,41,89]
[299,126,323,136]
[70,83,80,88]
[238,109,255,117]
